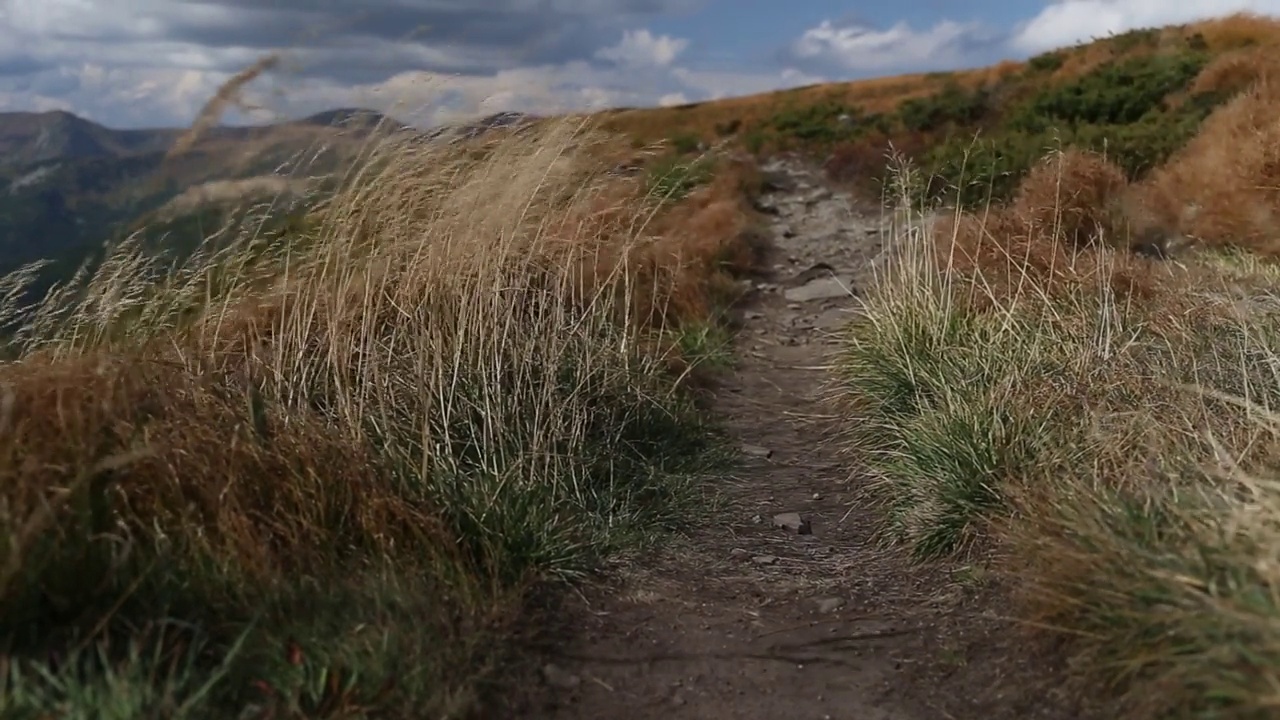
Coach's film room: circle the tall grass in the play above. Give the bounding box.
[837,137,1280,715]
[0,115,738,717]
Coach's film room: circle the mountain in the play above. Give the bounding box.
[0,110,179,168]
[0,108,399,310]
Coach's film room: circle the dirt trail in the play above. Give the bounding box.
[524,157,1092,720]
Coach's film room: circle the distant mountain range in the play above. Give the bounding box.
[0,107,535,311]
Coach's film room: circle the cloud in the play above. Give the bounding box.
[0,0,732,127]
[1009,0,1280,55]
[790,19,996,73]
[596,29,688,67]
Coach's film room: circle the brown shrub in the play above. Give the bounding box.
[932,148,1177,312]
[1135,76,1280,253]
[1010,148,1131,249]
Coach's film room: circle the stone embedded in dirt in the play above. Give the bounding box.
[730,547,751,559]
[772,512,813,535]
[541,663,582,690]
[814,597,846,614]
[752,554,779,565]
[784,276,853,302]
[741,443,773,459]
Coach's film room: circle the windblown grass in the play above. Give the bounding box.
[836,98,1280,714]
[0,112,751,717]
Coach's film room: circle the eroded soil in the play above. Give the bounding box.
[519,157,1099,720]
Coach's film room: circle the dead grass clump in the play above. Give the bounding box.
[930,148,1169,312]
[1009,148,1130,248]
[1136,75,1280,252]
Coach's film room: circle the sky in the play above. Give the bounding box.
[1,0,1278,129]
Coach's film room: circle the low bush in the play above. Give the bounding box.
[897,82,994,133]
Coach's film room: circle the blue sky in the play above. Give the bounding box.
[0,0,1276,128]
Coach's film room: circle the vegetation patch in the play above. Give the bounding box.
[0,119,758,718]
[835,52,1280,715]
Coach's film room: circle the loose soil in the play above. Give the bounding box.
[516,157,1105,720]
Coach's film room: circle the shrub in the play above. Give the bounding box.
[768,101,863,144]
[714,118,743,136]
[647,155,715,201]
[1012,52,1209,131]
[669,132,702,154]
[897,82,993,133]
[1027,51,1065,73]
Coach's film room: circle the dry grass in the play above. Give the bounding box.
[837,54,1280,715]
[1134,75,1280,253]
[0,102,754,715]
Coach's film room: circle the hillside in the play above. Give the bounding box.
[603,12,1279,215]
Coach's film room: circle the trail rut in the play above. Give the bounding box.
[524,157,1096,720]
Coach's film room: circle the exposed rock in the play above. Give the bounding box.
[542,663,582,690]
[814,597,846,614]
[784,277,853,302]
[772,512,813,535]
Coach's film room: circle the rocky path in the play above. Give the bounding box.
[525,157,1090,720]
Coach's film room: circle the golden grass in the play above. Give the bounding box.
[1134,75,1280,253]
[0,97,758,713]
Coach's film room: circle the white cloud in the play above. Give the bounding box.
[657,92,689,106]
[792,19,988,72]
[595,29,689,67]
[1010,0,1280,54]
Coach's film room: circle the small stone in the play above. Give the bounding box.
[730,548,750,559]
[752,555,779,565]
[541,663,581,690]
[772,512,812,535]
[812,492,823,501]
[784,277,853,303]
[815,597,846,614]
[741,443,773,459]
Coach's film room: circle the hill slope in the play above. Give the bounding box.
[603,12,1280,212]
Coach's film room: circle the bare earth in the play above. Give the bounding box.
[518,158,1102,720]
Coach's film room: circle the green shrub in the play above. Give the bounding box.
[1011,52,1209,131]
[768,102,863,143]
[1027,51,1065,73]
[897,82,993,133]
[647,156,714,201]
[668,132,702,154]
[714,118,742,136]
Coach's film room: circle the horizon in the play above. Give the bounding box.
[3,1,1277,130]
